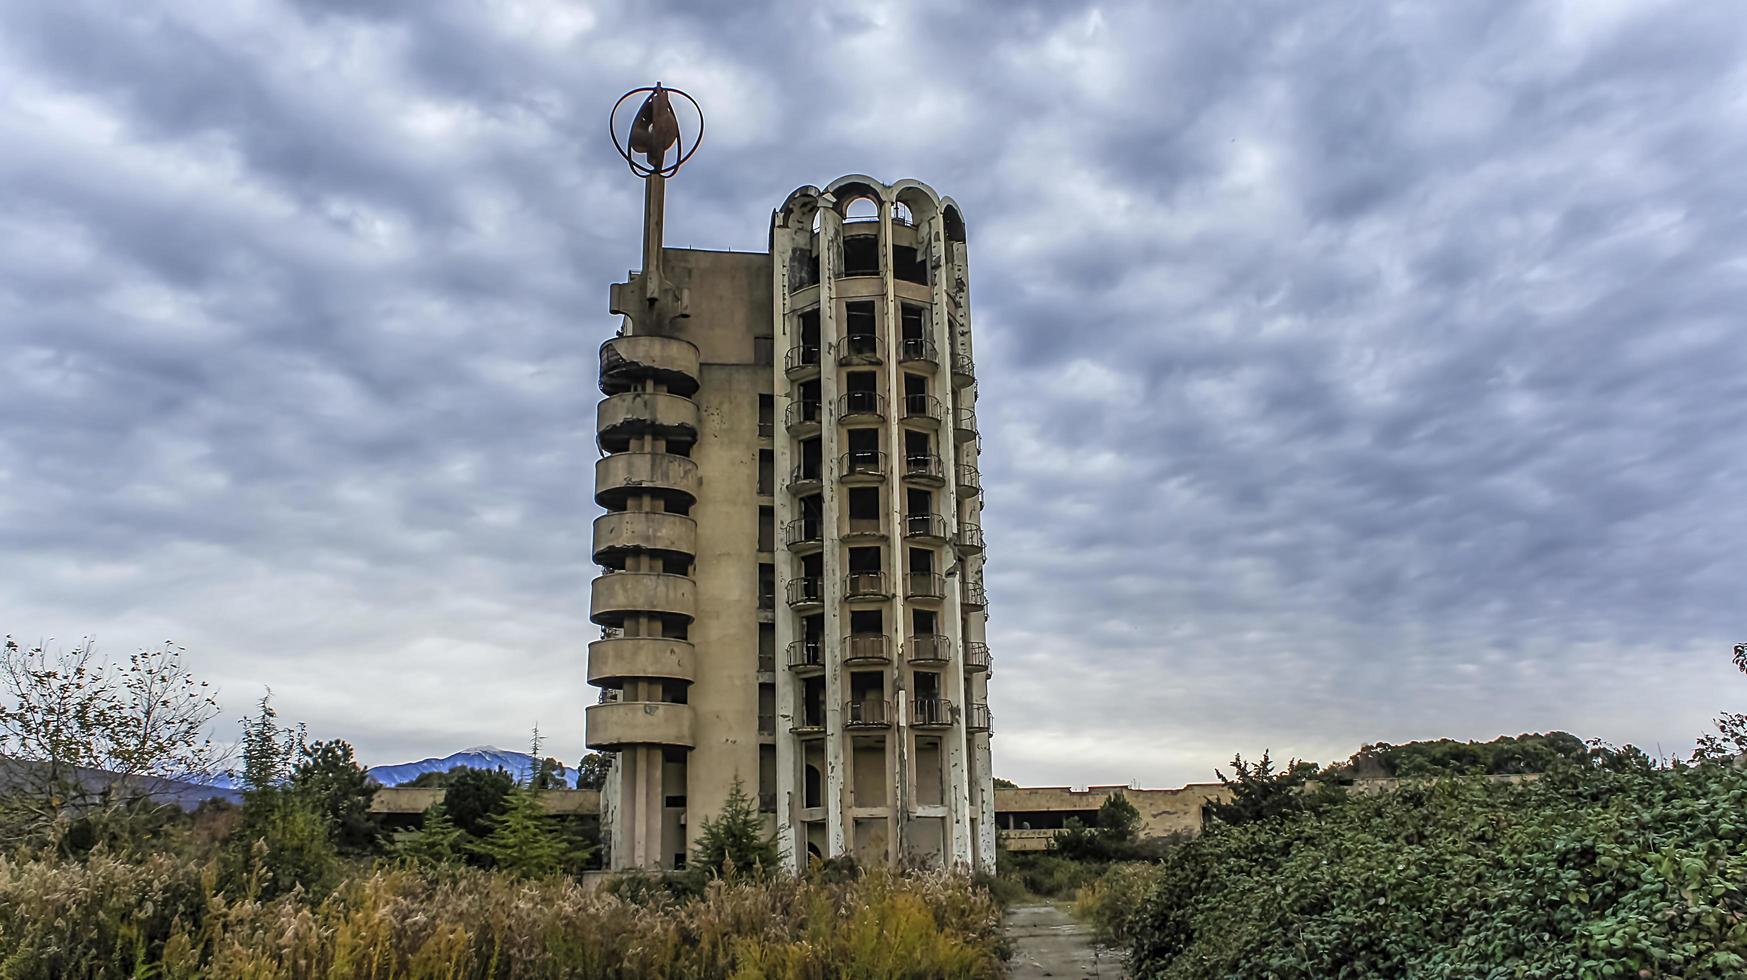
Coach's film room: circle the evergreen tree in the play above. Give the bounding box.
[470,786,584,878]
[691,777,781,878]
[289,738,380,854]
[393,803,468,867]
[443,766,515,838]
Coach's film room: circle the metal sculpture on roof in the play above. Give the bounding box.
[607,83,704,323]
[610,83,703,179]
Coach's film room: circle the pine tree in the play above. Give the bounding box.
[691,776,781,878]
[470,786,586,878]
[393,803,468,866]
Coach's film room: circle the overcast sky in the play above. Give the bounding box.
[3,0,1745,787]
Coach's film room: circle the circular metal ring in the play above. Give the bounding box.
[610,85,705,179]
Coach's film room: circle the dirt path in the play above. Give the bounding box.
[1003,902,1126,979]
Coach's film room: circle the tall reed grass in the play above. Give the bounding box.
[0,853,1003,979]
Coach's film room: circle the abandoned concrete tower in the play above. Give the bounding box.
[586,161,994,872]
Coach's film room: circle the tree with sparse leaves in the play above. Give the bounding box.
[691,777,781,878]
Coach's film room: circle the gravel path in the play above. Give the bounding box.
[1003,902,1126,979]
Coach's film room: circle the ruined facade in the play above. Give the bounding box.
[586,176,995,873]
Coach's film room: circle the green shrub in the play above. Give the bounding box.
[1123,761,1747,978]
[1073,862,1161,945]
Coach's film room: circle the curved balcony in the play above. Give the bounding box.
[956,462,981,498]
[952,407,978,443]
[585,700,695,749]
[592,511,697,567]
[783,518,823,553]
[907,634,952,666]
[838,390,887,421]
[595,452,700,511]
[903,512,949,542]
[785,400,822,435]
[791,714,827,738]
[964,641,992,673]
[901,453,945,487]
[951,351,975,387]
[590,572,696,628]
[786,576,825,609]
[965,702,993,733]
[899,337,938,370]
[843,632,891,665]
[840,451,886,482]
[785,345,821,379]
[955,523,985,556]
[912,697,954,730]
[599,335,700,398]
[845,698,892,729]
[787,639,825,673]
[962,580,988,610]
[902,393,943,425]
[843,571,891,600]
[597,392,699,452]
[837,334,883,366]
[905,572,945,599]
[843,515,885,541]
[789,464,824,495]
[586,636,696,687]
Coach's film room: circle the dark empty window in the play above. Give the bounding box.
[758,506,775,551]
[901,305,926,339]
[847,428,880,454]
[893,243,927,284]
[909,547,934,574]
[843,235,879,277]
[849,487,880,521]
[907,489,932,516]
[845,302,876,337]
[799,309,821,347]
[850,609,883,634]
[758,450,774,495]
[758,394,773,436]
[848,546,881,572]
[913,608,937,634]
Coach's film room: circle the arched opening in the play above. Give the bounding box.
[842,195,880,223]
[943,205,966,243]
[892,201,914,226]
[804,763,823,808]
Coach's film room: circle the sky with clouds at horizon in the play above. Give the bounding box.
[3,0,1745,787]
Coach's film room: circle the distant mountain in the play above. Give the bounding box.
[205,746,575,791]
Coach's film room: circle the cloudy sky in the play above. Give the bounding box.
[3,0,1745,787]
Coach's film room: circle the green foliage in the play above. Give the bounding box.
[469,786,589,878]
[1203,749,1339,827]
[236,693,301,793]
[392,803,468,867]
[440,766,515,839]
[222,787,338,900]
[1054,792,1153,861]
[0,855,1003,979]
[997,851,1106,898]
[287,738,380,854]
[690,777,781,878]
[1073,862,1162,945]
[1123,760,1747,978]
[1343,730,1598,778]
[575,751,612,790]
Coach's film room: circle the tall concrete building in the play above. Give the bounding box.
[587,175,994,874]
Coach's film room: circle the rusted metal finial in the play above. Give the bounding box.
[610,83,703,179]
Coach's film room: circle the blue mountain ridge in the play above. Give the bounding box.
[206,746,575,790]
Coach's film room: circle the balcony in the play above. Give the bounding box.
[962,579,988,610]
[838,390,887,421]
[901,453,945,487]
[964,641,992,673]
[840,451,886,482]
[789,464,824,495]
[786,576,824,609]
[956,462,981,498]
[842,514,885,541]
[589,572,696,628]
[903,512,948,542]
[586,636,695,687]
[843,632,891,665]
[951,351,975,387]
[844,698,892,729]
[784,518,823,552]
[592,511,697,567]
[787,639,825,672]
[912,697,954,730]
[905,572,945,599]
[586,700,695,750]
[902,393,943,425]
[955,523,985,555]
[599,335,700,398]
[838,333,883,366]
[843,571,891,600]
[907,634,952,666]
[785,400,822,435]
[785,345,822,378]
[965,702,993,733]
[597,391,700,454]
[595,452,700,511]
[953,407,978,443]
[898,337,938,369]
[791,713,826,737]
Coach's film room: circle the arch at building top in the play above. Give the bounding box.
[941,198,967,243]
[893,181,941,227]
[775,185,822,230]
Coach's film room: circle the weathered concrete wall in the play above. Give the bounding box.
[370,787,601,815]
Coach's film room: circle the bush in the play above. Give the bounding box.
[1123,760,1747,978]
[1073,862,1161,945]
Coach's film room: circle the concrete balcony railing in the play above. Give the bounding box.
[902,393,943,424]
[592,511,696,566]
[842,514,885,540]
[843,632,891,665]
[840,451,886,482]
[905,572,945,599]
[589,572,696,628]
[585,700,695,749]
[953,407,978,443]
[903,512,949,542]
[595,452,700,510]
[786,576,825,609]
[898,337,938,369]
[951,351,975,387]
[955,523,985,555]
[901,453,945,486]
[956,462,981,497]
[837,333,883,366]
[586,636,696,687]
[787,639,825,672]
[599,335,700,398]
[784,518,823,551]
[838,390,886,421]
[844,698,892,729]
[785,345,821,378]
[785,400,822,434]
[963,641,992,673]
[907,634,952,666]
[965,702,993,732]
[843,571,891,600]
[597,391,699,450]
[912,697,954,730]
